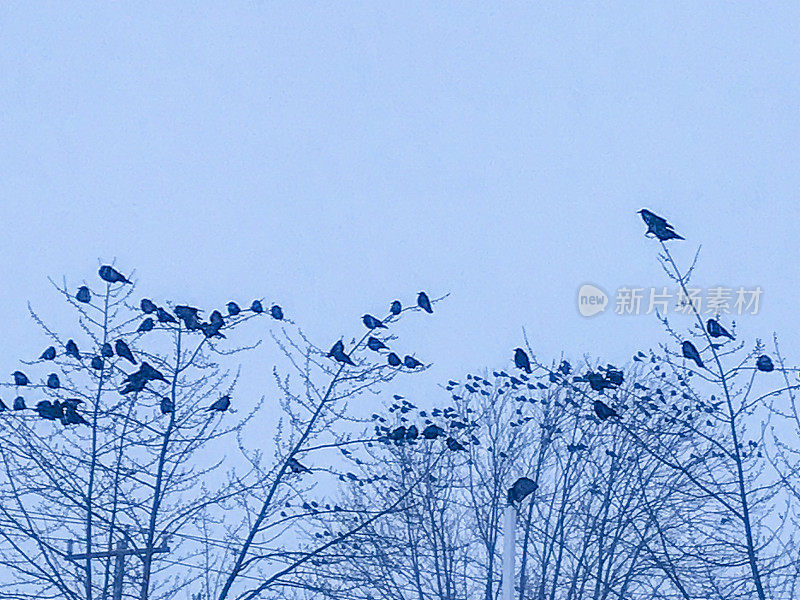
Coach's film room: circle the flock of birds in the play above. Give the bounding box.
[325,291,433,369]
[0,266,284,426]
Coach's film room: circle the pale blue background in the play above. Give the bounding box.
[1,3,798,395]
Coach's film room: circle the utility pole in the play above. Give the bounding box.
[67,532,170,600]
[502,504,517,600]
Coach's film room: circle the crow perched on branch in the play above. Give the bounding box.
[593,399,619,421]
[362,314,387,329]
[390,300,402,315]
[328,340,355,366]
[638,209,684,241]
[76,286,91,303]
[507,477,538,505]
[99,265,131,284]
[682,341,704,368]
[706,319,734,340]
[417,292,433,314]
[207,395,231,412]
[514,348,532,374]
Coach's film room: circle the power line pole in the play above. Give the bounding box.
[67,533,170,600]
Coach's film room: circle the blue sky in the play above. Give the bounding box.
[1,2,798,397]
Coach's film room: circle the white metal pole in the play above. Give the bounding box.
[502,504,516,600]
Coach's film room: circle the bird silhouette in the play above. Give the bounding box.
[638,209,684,241]
[140,298,158,313]
[507,477,538,504]
[682,341,704,368]
[270,305,284,320]
[62,406,88,426]
[139,362,167,382]
[99,265,131,284]
[160,396,174,414]
[514,348,532,374]
[137,318,155,333]
[422,424,445,439]
[101,343,114,358]
[174,306,202,330]
[115,340,136,364]
[585,372,616,393]
[390,300,401,315]
[605,368,624,386]
[287,458,311,474]
[403,355,423,369]
[91,356,104,370]
[328,340,356,366]
[367,337,388,351]
[405,424,419,441]
[13,397,26,410]
[446,437,466,452]
[226,302,241,316]
[756,355,774,372]
[593,399,619,421]
[76,286,91,303]
[66,340,80,360]
[388,426,407,442]
[387,352,401,367]
[210,310,224,327]
[47,374,60,389]
[250,300,263,313]
[706,319,734,340]
[156,308,177,324]
[36,400,59,420]
[40,346,56,361]
[207,395,231,412]
[13,371,28,386]
[362,314,387,329]
[417,292,433,313]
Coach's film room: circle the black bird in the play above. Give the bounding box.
[76,286,91,303]
[91,356,103,370]
[388,426,407,442]
[417,291,433,314]
[422,424,445,439]
[47,373,60,389]
[139,362,167,382]
[287,458,311,474]
[403,355,423,369]
[327,340,355,366]
[66,340,80,360]
[137,318,155,333]
[174,305,202,330]
[387,352,401,367]
[226,302,241,316]
[140,298,158,313]
[682,341,704,368]
[36,400,59,420]
[250,300,263,313]
[446,437,466,452]
[207,395,231,412]
[514,348,532,374]
[13,397,26,410]
[115,340,136,364]
[62,398,83,409]
[270,305,284,320]
[605,368,624,386]
[593,399,619,421]
[101,343,114,358]
[362,314,387,329]
[507,477,538,504]
[160,396,174,414]
[706,319,734,340]
[756,355,774,372]
[210,310,224,327]
[99,265,131,284]
[0,398,6,411]
[40,346,56,361]
[638,209,684,241]
[62,407,88,426]
[367,337,388,351]
[390,300,401,315]
[201,310,225,338]
[13,371,28,386]
[156,308,177,324]
[405,424,419,441]
[586,372,616,393]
